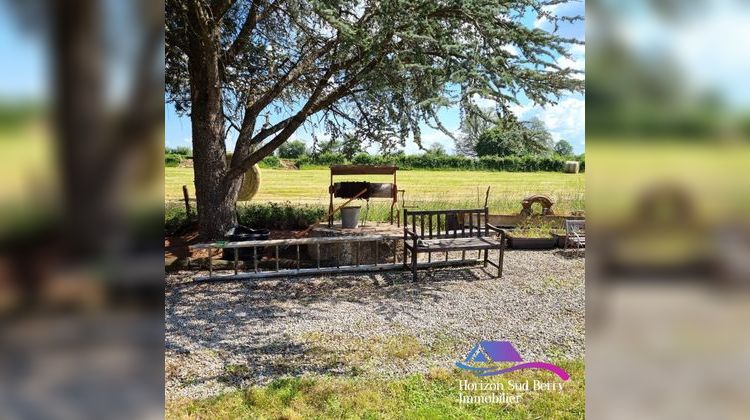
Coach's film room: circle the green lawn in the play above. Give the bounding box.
[166,167,585,216]
[166,360,584,420]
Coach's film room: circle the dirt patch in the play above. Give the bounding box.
[178,158,193,168]
[278,159,299,170]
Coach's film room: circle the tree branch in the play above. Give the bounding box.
[223,0,258,63]
[224,53,383,181]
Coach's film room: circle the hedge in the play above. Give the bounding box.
[297,152,347,167]
[170,151,582,173]
[330,153,571,172]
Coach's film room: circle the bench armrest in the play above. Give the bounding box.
[404,228,419,240]
[485,224,507,242]
[485,223,502,233]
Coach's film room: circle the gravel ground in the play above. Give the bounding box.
[165,249,584,400]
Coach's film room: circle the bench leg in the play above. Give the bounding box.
[412,250,418,282]
[403,245,408,268]
[497,247,504,278]
[483,249,488,267]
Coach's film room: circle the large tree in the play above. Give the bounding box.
[166,0,583,239]
[554,139,574,156]
[455,106,495,156]
[474,117,554,157]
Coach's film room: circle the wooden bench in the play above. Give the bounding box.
[564,220,585,250]
[403,208,505,281]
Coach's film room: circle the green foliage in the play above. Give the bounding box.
[554,140,574,157]
[339,133,363,160]
[277,140,307,159]
[165,202,325,233]
[577,153,585,172]
[258,155,281,168]
[0,101,44,130]
[510,219,565,238]
[476,127,526,157]
[165,153,183,167]
[478,155,567,172]
[456,107,496,157]
[351,153,393,166]
[342,152,567,172]
[297,152,347,167]
[425,143,447,156]
[236,202,325,230]
[166,146,192,156]
[313,138,342,156]
[475,118,555,157]
[165,203,190,235]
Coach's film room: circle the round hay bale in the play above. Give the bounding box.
[237,164,261,201]
[564,161,580,174]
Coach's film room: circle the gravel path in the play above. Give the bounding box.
[165,250,584,400]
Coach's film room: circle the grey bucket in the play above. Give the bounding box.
[341,206,361,228]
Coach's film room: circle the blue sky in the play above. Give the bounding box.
[0,9,47,100]
[165,3,586,155]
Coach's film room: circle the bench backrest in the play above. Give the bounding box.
[404,208,489,238]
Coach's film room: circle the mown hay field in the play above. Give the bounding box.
[166,167,585,217]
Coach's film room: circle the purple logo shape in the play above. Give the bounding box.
[455,341,570,381]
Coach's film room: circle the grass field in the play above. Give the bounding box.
[166,167,585,218]
[166,360,584,419]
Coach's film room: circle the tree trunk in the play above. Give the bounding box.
[186,10,240,240]
[53,0,111,258]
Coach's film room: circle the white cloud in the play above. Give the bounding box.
[471,93,497,108]
[406,129,457,154]
[545,43,585,80]
[500,44,520,55]
[509,102,534,118]
[534,3,562,29]
[535,97,585,146]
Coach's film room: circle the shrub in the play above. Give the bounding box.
[278,140,307,159]
[165,153,182,167]
[237,202,325,230]
[259,155,281,168]
[165,202,325,233]
[165,203,190,235]
[295,155,312,167]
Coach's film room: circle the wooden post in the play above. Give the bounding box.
[328,171,334,227]
[182,185,191,217]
